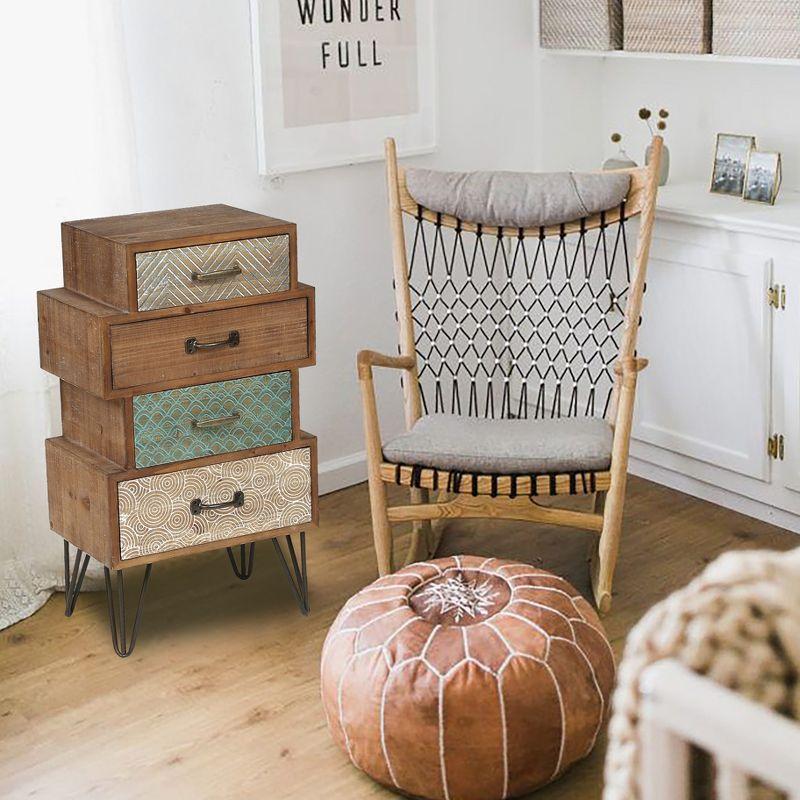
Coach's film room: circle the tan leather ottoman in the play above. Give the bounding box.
[321,555,615,800]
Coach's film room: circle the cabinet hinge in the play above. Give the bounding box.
[768,433,785,460]
[768,284,786,309]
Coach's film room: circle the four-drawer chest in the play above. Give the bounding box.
[38,204,318,657]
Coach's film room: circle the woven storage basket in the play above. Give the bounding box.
[540,0,623,50]
[714,0,800,58]
[623,0,712,53]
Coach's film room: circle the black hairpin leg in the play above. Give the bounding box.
[226,542,256,580]
[272,532,309,615]
[104,564,152,658]
[63,540,89,617]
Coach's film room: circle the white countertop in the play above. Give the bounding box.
[656,182,800,241]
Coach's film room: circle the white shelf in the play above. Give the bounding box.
[541,48,800,67]
[656,182,800,241]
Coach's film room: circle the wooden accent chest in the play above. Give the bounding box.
[39,205,318,657]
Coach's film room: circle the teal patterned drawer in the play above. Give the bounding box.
[132,373,292,468]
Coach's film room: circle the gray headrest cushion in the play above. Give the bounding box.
[404,169,631,228]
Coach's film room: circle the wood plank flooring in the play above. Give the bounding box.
[1,477,796,800]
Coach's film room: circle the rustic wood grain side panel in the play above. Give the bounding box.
[37,290,113,397]
[309,434,320,526]
[61,224,129,311]
[306,285,317,366]
[60,382,129,468]
[109,297,309,390]
[45,437,118,566]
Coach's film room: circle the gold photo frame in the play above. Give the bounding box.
[743,151,782,206]
[710,133,756,197]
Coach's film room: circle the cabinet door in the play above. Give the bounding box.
[633,238,772,481]
[775,260,800,493]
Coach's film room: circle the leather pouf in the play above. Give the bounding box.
[321,556,615,800]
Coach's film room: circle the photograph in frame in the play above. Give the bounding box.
[743,151,782,206]
[710,133,756,197]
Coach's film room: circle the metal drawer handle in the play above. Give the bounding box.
[190,490,245,515]
[191,411,241,430]
[191,264,242,282]
[185,330,240,354]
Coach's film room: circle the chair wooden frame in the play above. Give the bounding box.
[358,136,663,613]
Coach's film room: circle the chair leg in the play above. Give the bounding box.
[368,475,395,576]
[588,491,605,593]
[63,540,89,617]
[592,487,624,615]
[405,487,433,565]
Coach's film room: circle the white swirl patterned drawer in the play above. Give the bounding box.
[118,448,311,559]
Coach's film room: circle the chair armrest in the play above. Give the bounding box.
[357,350,417,473]
[357,350,416,379]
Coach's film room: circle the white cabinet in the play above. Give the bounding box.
[630,183,800,532]
[775,256,800,496]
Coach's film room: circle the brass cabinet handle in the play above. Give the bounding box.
[190,490,245,515]
[191,264,242,282]
[185,330,240,354]
[191,412,240,430]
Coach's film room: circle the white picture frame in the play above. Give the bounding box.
[249,0,437,175]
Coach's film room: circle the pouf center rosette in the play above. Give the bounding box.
[320,555,615,800]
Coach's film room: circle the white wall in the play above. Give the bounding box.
[599,59,800,189]
[118,0,540,492]
[537,53,800,189]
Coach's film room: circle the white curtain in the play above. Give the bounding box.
[0,0,140,629]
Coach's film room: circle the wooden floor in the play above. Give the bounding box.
[1,477,796,800]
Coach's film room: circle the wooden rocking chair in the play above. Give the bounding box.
[358,137,662,613]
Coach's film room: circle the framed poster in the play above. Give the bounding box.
[250,0,436,175]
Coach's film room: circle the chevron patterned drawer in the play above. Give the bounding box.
[132,372,292,468]
[118,447,312,560]
[135,235,291,311]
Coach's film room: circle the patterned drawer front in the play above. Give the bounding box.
[132,372,292,468]
[135,235,290,311]
[118,448,312,560]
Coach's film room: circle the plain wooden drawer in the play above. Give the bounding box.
[117,447,313,560]
[132,372,293,469]
[110,297,309,390]
[135,235,291,311]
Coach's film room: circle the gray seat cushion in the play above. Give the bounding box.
[405,168,630,228]
[382,414,613,474]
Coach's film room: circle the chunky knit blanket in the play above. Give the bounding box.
[604,547,800,800]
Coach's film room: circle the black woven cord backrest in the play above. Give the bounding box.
[406,205,632,420]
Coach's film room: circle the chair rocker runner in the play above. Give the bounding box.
[358,137,663,613]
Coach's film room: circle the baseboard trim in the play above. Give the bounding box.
[629,456,800,534]
[318,450,367,496]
